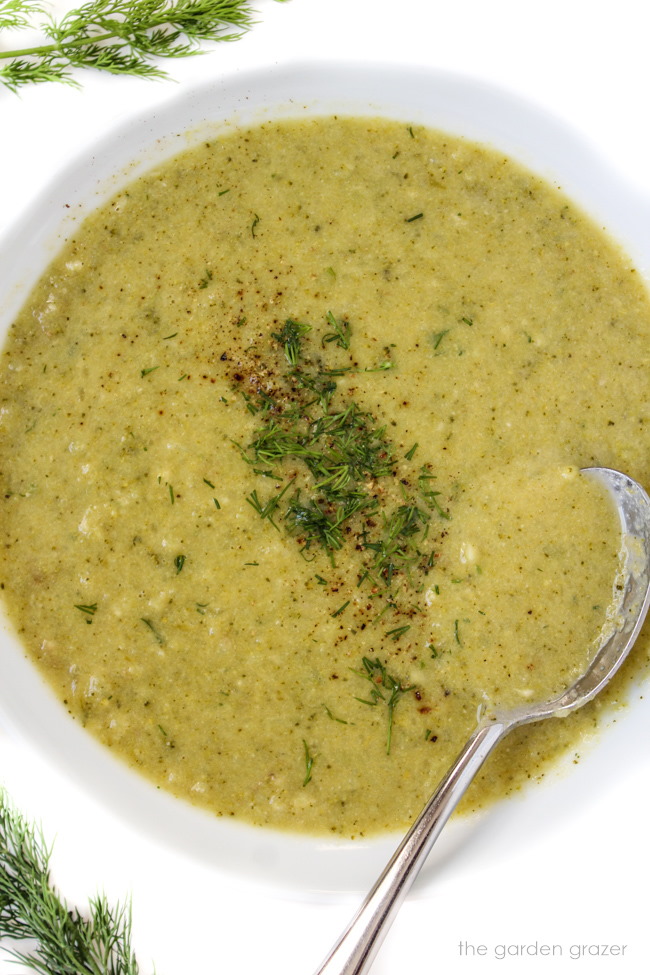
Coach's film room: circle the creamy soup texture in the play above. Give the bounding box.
[0,117,648,837]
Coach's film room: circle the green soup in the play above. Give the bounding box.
[0,116,647,836]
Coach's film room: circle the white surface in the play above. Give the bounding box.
[1,2,650,973]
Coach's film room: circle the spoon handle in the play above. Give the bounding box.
[313,718,509,975]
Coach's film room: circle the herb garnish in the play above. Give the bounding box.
[353,656,415,754]
[74,602,97,621]
[322,310,351,350]
[231,314,450,592]
[324,704,348,724]
[363,502,431,584]
[140,617,164,645]
[198,268,213,289]
[405,442,418,460]
[271,317,311,367]
[386,624,411,641]
[302,739,314,786]
[0,790,141,973]
[431,329,449,351]
[0,0,284,92]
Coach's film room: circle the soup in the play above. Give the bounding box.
[0,116,646,836]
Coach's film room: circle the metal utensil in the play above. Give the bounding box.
[314,466,650,975]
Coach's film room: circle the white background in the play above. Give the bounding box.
[1,2,650,974]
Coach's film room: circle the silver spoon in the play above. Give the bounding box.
[314,466,650,975]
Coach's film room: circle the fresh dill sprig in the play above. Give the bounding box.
[0,0,40,30]
[0,0,279,92]
[0,790,141,974]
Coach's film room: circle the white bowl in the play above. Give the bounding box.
[1,63,648,895]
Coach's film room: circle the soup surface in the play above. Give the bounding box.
[0,117,648,837]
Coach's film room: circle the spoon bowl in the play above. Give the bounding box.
[315,466,650,975]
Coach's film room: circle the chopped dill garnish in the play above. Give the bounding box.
[386,624,411,641]
[405,212,424,222]
[405,442,418,460]
[364,360,394,373]
[198,268,213,289]
[271,318,311,367]
[158,724,175,748]
[231,313,450,597]
[431,329,449,351]
[418,470,451,519]
[322,310,351,350]
[363,503,430,585]
[324,704,348,724]
[174,554,186,573]
[353,656,415,754]
[302,739,314,786]
[74,602,97,623]
[140,617,164,645]
[246,481,292,531]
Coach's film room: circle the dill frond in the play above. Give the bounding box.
[0,0,282,90]
[0,789,142,974]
